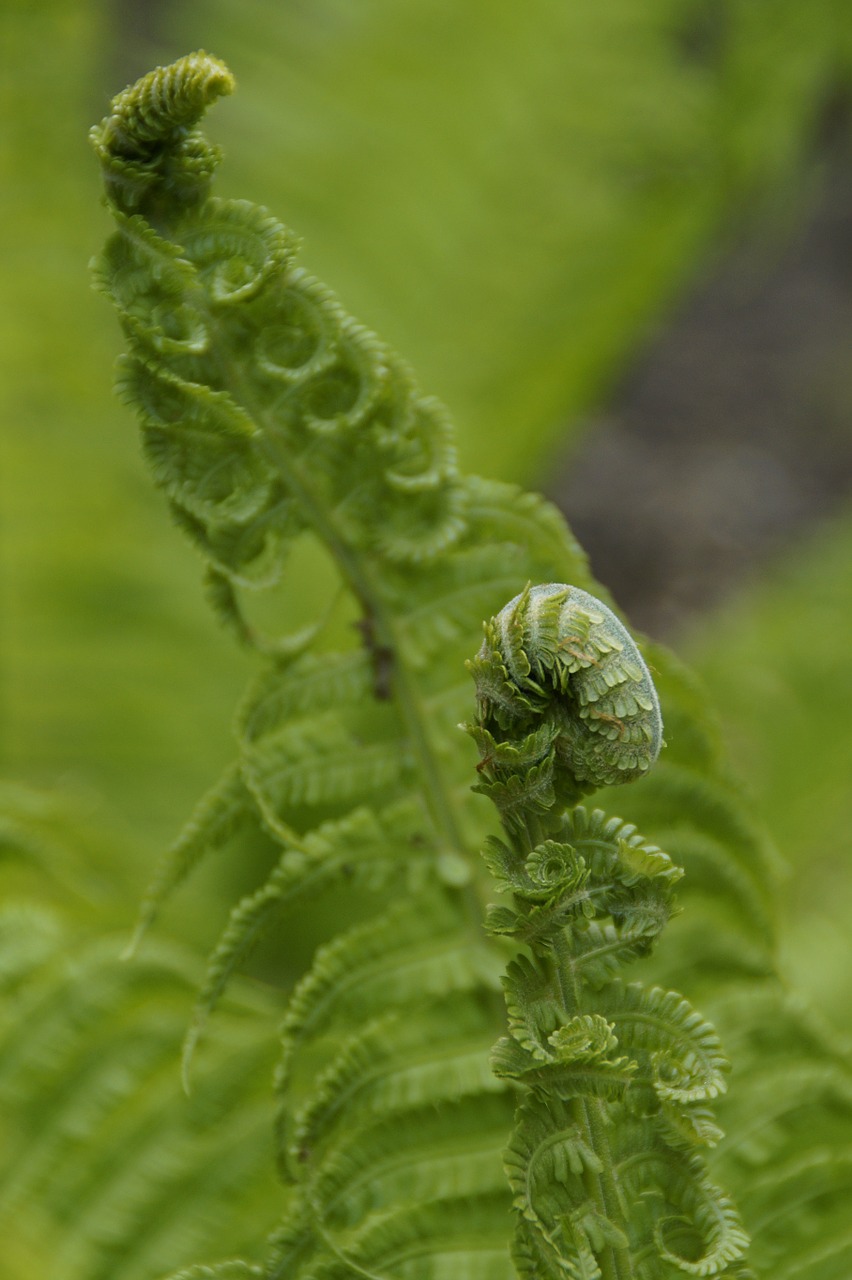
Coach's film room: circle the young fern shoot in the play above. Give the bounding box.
[467,584,750,1280]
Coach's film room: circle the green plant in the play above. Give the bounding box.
[4,48,852,1280]
[466,584,746,1277]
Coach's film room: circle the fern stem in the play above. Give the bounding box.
[521,824,635,1280]
[556,933,635,1280]
[587,1097,634,1280]
[227,372,470,866]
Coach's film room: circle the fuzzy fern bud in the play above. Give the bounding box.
[468,583,663,843]
[90,52,234,219]
[468,588,749,1280]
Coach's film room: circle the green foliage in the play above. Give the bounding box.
[30,51,842,1280]
[5,0,851,853]
[4,30,852,1280]
[468,584,663,818]
[467,588,746,1277]
[0,783,281,1280]
[688,512,852,1030]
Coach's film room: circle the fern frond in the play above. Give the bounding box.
[468,588,749,1277]
[703,980,852,1279]
[264,875,515,1275]
[182,800,439,1079]
[611,760,779,952]
[290,997,499,1158]
[0,923,279,1280]
[155,1263,263,1280]
[309,1093,512,1231]
[276,894,501,1094]
[0,901,62,990]
[602,982,729,1106]
[89,52,234,217]
[267,1190,516,1280]
[127,760,252,955]
[86,53,852,1280]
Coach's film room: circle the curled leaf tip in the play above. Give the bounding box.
[468,583,663,829]
[95,52,234,157]
[91,52,235,217]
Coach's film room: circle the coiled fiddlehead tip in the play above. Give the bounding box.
[468,584,663,821]
[469,593,748,1278]
[90,52,235,217]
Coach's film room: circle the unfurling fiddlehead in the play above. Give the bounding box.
[90,51,465,665]
[468,584,750,1279]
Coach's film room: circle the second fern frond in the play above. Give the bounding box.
[468,584,749,1279]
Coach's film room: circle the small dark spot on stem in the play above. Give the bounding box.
[354,613,395,700]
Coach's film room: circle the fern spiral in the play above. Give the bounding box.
[468,582,663,836]
[468,585,749,1279]
[90,50,466,670]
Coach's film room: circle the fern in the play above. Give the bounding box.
[0,784,281,1280]
[68,49,852,1280]
[466,584,747,1277]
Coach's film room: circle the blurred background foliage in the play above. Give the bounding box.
[3,0,852,1268]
